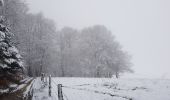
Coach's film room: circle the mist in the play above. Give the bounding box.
[25,0,170,78]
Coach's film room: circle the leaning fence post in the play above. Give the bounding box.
[58,84,64,100]
[49,75,51,96]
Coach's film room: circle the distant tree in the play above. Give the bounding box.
[80,25,133,78]
[58,27,78,77]
[22,13,57,76]
[53,25,133,77]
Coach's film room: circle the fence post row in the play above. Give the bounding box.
[48,75,64,100]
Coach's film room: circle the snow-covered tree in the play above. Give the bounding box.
[73,25,133,77]
[0,16,24,79]
[53,25,133,77]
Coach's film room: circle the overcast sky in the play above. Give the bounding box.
[26,0,170,78]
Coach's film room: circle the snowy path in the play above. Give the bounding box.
[32,78,58,100]
[31,77,170,100]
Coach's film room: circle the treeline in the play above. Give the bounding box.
[55,26,133,77]
[0,0,133,78]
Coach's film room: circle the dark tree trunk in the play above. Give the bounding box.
[116,72,119,78]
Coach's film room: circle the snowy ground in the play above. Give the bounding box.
[32,77,170,100]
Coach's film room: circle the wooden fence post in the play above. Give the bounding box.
[45,74,48,84]
[49,75,51,96]
[58,84,64,100]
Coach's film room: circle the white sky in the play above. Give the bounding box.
[26,0,170,79]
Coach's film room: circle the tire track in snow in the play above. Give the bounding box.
[63,85,133,100]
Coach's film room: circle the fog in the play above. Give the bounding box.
[26,0,170,78]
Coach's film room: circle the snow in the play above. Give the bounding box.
[9,84,18,88]
[0,89,9,95]
[121,73,170,79]
[31,77,170,100]
[0,31,5,41]
[32,78,58,100]
[4,58,16,64]
[18,61,24,67]
[0,63,8,68]
[16,54,21,59]
[8,46,19,54]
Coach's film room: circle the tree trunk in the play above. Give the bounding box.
[116,72,119,78]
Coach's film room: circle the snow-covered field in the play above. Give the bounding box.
[32,77,170,100]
